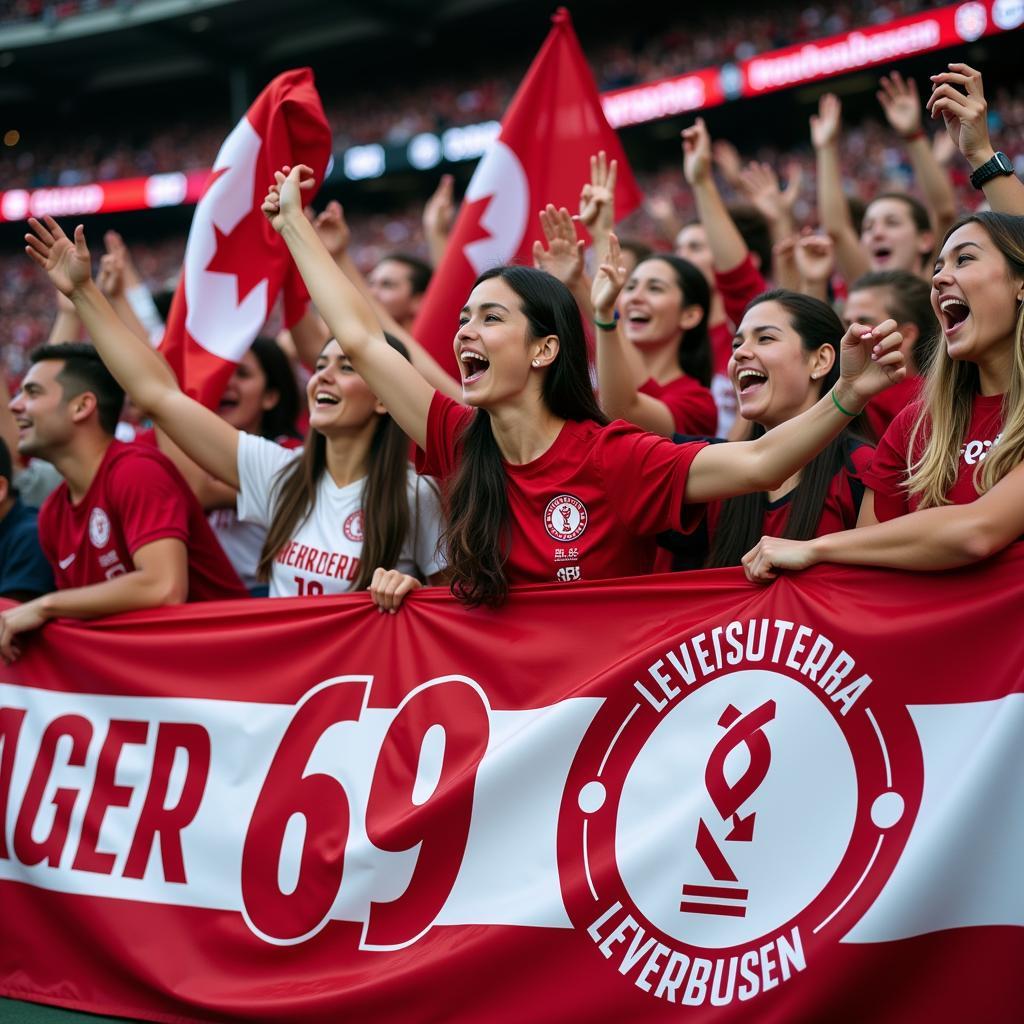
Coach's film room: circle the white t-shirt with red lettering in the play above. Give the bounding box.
[236,433,444,597]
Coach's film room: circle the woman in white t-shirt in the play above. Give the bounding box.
[24,224,445,603]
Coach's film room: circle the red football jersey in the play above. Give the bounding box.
[416,393,707,585]
[707,441,874,542]
[715,253,769,331]
[638,374,718,435]
[38,441,247,601]
[861,374,923,445]
[864,392,1004,521]
[709,321,733,378]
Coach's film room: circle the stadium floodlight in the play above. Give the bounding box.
[408,133,443,171]
[344,144,386,181]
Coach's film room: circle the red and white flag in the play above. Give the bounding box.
[160,68,332,407]
[412,8,643,380]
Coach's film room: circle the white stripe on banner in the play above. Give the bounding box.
[843,694,1024,942]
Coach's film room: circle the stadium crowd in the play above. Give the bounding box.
[1,47,1023,655]
[1,0,936,188]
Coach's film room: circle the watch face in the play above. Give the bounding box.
[996,152,1014,173]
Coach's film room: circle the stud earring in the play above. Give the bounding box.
[532,359,540,367]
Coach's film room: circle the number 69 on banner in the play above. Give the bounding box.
[240,675,490,950]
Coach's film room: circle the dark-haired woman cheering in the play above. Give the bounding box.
[250,165,905,608]
[23,219,444,602]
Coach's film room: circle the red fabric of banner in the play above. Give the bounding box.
[2,554,1023,1022]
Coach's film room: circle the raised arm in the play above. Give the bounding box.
[323,201,460,401]
[811,94,870,283]
[265,176,436,447]
[928,63,1024,216]
[878,72,957,241]
[685,320,905,502]
[24,216,241,489]
[576,150,617,267]
[742,456,1024,581]
[422,174,456,268]
[532,204,594,324]
[682,119,749,273]
[592,234,675,436]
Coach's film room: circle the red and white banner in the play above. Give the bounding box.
[159,68,332,407]
[412,7,643,380]
[2,553,1024,1022]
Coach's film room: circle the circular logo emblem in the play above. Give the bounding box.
[955,1,987,40]
[88,507,111,548]
[544,495,588,542]
[343,510,364,543]
[557,629,922,1009]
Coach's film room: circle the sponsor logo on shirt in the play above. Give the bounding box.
[556,565,582,582]
[554,547,580,563]
[89,507,111,548]
[960,433,1002,465]
[544,494,588,542]
[58,553,76,570]
[344,510,365,543]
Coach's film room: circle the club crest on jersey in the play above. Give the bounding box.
[343,510,364,543]
[89,507,111,548]
[544,494,588,542]
[557,618,923,1009]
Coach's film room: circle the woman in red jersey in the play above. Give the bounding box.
[596,250,717,438]
[660,290,873,572]
[743,212,1024,580]
[261,165,904,609]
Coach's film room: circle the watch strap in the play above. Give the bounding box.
[970,152,1014,189]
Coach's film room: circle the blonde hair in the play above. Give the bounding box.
[906,213,1024,508]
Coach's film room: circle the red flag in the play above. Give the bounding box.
[160,68,332,407]
[412,8,642,380]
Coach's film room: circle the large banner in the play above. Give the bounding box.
[2,554,1023,1023]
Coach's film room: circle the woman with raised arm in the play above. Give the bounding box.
[23,216,445,607]
[247,165,904,608]
[743,212,1024,581]
[659,290,873,572]
[596,237,717,438]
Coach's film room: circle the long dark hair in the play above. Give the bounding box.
[249,336,301,440]
[707,290,862,568]
[442,265,607,607]
[257,334,422,590]
[636,255,712,388]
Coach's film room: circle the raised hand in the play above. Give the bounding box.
[97,251,126,299]
[262,164,316,234]
[741,536,818,584]
[739,161,792,225]
[838,318,905,404]
[423,174,456,241]
[681,118,713,186]
[810,93,842,149]
[24,215,92,296]
[313,199,351,259]
[532,205,584,288]
[877,71,923,138]
[794,229,835,285]
[577,150,618,240]
[927,63,993,167]
[591,232,628,319]
[712,138,744,189]
[103,229,142,288]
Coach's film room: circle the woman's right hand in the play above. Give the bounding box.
[24,216,93,297]
[369,568,424,614]
[926,63,993,169]
[262,164,316,234]
[836,318,905,406]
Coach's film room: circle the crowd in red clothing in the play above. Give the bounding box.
[0,54,1023,659]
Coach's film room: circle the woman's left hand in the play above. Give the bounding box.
[837,318,906,406]
[591,232,628,318]
[742,536,820,583]
[369,568,423,613]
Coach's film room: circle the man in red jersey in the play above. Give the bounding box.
[0,343,246,659]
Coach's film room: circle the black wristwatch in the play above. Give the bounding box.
[970,151,1015,189]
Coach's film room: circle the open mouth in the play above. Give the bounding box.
[314,391,340,408]
[218,396,239,412]
[871,247,893,264]
[735,368,768,394]
[460,350,490,385]
[625,311,651,327]
[939,296,971,336]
